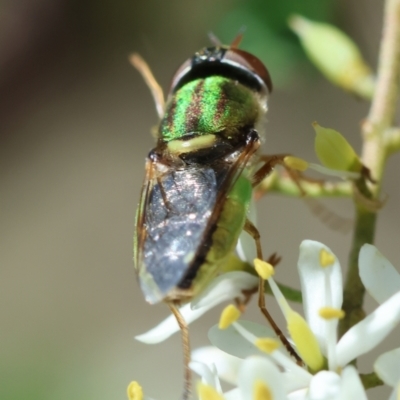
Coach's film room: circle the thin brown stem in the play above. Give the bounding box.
[243,220,303,364]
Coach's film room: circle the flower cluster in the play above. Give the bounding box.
[130,241,400,400]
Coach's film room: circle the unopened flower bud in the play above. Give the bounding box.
[313,122,362,172]
[289,15,375,99]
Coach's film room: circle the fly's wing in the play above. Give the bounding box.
[134,133,259,304]
[134,159,226,304]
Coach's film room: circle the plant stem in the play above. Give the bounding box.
[340,0,400,337]
[258,172,353,198]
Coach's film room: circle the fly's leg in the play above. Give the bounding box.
[129,53,165,119]
[243,219,303,365]
[234,286,258,312]
[168,302,192,400]
[254,155,353,233]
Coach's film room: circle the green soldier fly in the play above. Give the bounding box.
[131,36,301,399]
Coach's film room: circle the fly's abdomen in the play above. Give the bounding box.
[208,175,252,262]
[183,174,252,296]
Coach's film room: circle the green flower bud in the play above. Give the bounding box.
[313,122,362,172]
[289,15,375,99]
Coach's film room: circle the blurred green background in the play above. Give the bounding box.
[1,0,399,399]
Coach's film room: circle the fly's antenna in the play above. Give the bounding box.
[208,31,222,46]
[230,26,246,48]
[208,27,246,48]
[129,53,165,119]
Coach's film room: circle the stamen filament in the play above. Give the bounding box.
[233,322,312,381]
[308,163,360,179]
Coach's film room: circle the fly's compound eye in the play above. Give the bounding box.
[168,46,272,96]
[224,48,273,93]
[169,47,226,94]
[169,58,192,95]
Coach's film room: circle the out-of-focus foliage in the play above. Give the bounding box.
[217,0,335,86]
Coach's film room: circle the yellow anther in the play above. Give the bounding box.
[319,307,345,320]
[253,379,273,400]
[197,382,225,400]
[287,310,324,372]
[284,156,309,172]
[319,248,335,268]
[254,258,275,280]
[127,381,143,400]
[219,304,241,330]
[255,338,280,354]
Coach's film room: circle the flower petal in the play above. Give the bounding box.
[336,291,400,367]
[223,388,241,400]
[374,347,400,387]
[339,365,367,400]
[135,303,206,344]
[282,371,311,394]
[237,356,286,400]
[297,240,342,355]
[359,244,400,304]
[191,271,258,310]
[308,371,341,400]
[136,271,258,344]
[190,360,222,393]
[388,389,397,400]
[191,346,242,386]
[287,388,308,400]
[208,320,275,359]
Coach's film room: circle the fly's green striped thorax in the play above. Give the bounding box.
[159,76,260,142]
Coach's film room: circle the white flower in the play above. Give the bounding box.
[191,346,242,386]
[374,347,400,387]
[204,240,400,399]
[374,348,400,400]
[275,240,400,371]
[191,346,367,400]
[135,271,258,344]
[191,352,288,400]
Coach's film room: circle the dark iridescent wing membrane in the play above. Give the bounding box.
[137,161,224,303]
[134,131,259,304]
